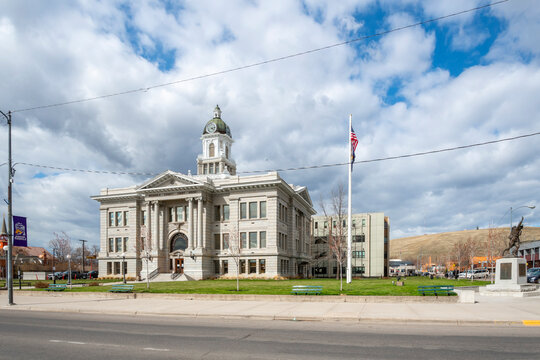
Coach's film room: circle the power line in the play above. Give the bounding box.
[15,129,539,177]
[11,0,510,114]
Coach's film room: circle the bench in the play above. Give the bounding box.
[109,284,134,293]
[417,285,455,296]
[291,285,323,295]
[46,284,67,291]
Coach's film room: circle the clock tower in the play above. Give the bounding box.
[197,105,236,175]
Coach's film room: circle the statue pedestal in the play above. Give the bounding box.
[479,258,539,297]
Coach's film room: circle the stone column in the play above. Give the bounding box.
[152,201,160,251]
[197,197,203,249]
[188,198,194,249]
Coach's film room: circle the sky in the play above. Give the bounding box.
[0,0,539,251]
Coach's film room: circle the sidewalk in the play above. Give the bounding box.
[2,290,540,326]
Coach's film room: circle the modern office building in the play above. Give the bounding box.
[92,106,315,280]
[311,213,389,278]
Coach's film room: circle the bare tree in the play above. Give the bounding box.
[227,225,242,291]
[49,232,72,263]
[140,225,153,288]
[320,184,347,291]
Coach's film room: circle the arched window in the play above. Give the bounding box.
[209,143,215,157]
[170,233,188,252]
[225,146,229,159]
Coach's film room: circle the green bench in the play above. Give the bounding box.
[109,284,134,293]
[291,285,323,295]
[46,284,67,291]
[417,285,455,296]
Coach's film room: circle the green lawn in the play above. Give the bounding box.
[31,277,489,296]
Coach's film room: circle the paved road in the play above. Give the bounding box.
[1,311,539,359]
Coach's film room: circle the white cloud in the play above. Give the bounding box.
[0,0,538,250]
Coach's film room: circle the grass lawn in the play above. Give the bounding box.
[31,277,490,296]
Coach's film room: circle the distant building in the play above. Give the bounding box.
[518,240,540,268]
[311,213,389,278]
[92,106,315,280]
[389,259,415,276]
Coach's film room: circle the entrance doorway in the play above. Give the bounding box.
[174,258,184,274]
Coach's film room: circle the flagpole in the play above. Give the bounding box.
[347,114,352,284]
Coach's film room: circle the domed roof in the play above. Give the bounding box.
[203,105,231,137]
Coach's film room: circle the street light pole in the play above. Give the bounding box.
[1,110,13,305]
[66,254,72,290]
[79,239,87,273]
[510,205,535,228]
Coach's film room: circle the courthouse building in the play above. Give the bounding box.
[92,106,315,280]
[311,213,389,278]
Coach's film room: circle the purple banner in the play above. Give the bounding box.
[13,216,27,247]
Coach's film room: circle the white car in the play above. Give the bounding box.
[471,269,489,279]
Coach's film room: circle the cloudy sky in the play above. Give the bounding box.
[0,0,538,250]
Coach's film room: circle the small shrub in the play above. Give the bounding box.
[34,281,49,289]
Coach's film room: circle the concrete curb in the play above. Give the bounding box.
[12,290,458,303]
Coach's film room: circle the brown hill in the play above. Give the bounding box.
[390,227,540,263]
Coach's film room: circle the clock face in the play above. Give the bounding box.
[206,122,217,133]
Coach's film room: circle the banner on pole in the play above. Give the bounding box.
[13,216,28,247]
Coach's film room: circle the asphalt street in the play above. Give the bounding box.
[1,310,539,360]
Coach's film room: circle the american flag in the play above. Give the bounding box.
[350,126,358,170]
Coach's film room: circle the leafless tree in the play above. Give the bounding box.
[227,225,241,291]
[49,232,72,263]
[320,184,347,291]
[140,225,153,288]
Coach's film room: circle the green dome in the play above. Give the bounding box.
[203,105,232,137]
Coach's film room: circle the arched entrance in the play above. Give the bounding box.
[169,233,188,273]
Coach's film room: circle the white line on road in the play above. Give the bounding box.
[143,348,170,352]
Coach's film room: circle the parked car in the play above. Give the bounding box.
[458,271,469,279]
[83,270,98,279]
[471,268,489,279]
[527,269,540,284]
[527,267,540,276]
[47,272,63,280]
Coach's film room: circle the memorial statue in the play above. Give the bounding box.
[502,217,524,257]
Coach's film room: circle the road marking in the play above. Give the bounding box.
[522,320,540,326]
[143,348,170,352]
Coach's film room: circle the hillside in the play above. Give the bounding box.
[390,227,540,262]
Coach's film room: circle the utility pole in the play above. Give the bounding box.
[79,239,87,273]
[1,110,13,305]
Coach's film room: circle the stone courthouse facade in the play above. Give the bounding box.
[92,106,315,280]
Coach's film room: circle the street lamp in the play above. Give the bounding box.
[66,254,72,290]
[51,249,56,284]
[121,252,126,284]
[1,110,13,305]
[510,205,535,227]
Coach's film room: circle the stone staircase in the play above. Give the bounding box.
[149,273,192,282]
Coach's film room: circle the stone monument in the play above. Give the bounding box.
[480,217,539,297]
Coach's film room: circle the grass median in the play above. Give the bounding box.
[29,277,489,296]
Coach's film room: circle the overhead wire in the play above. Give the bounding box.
[11,0,510,114]
[14,129,539,177]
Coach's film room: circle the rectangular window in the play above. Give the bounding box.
[123,211,129,226]
[115,237,122,252]
[314,222,318,229]
[249,202,257,219]
[222,260,228,274]
[249,259,257,274]
[114,262,120,275]
[353,234,365,243]
[141,210,146,226]
[203,164,208,174]
[241,232,247,248]
[259,259,266,274]
[123,237,128,252]
[123,261,127,275]
[169,207,175,222]
[176,206,184,222]
[324,221,328,229]
[240,202,247,219]
[214,260,220,274]
[249,232,257,248]
[353,266,365,274]
[240,259,246,274]
[109,212,114,227]
[141,237,145,251]
[223,204,230,220]
[223,233,229,250]
[259,201,266,218]
[259,231,266,248]
[214,205,221,221]
[362,219,366,226]
[115,212,122,227]
[353,250,365,258]
[107,262,112,275]
[214,234,221,250]
[108,238,114,252]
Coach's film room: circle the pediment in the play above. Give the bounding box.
[296,186,313,207]
[137,170,204,191]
